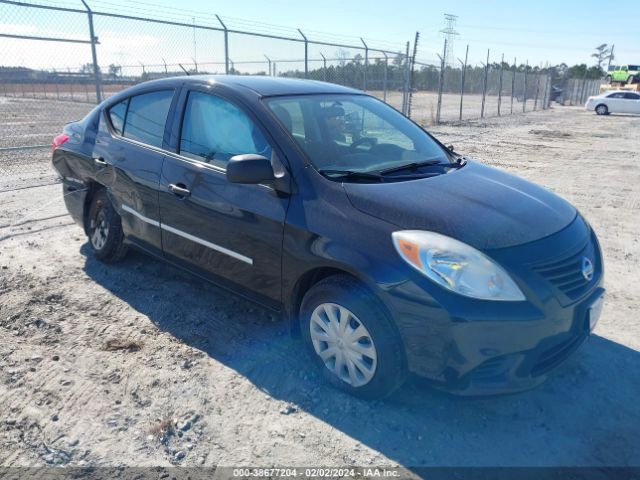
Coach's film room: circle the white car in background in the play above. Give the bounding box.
[585,90,640,115]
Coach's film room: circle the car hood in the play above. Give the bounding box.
[343,161,576,250]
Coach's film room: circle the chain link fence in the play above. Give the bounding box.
[0,0,602,189]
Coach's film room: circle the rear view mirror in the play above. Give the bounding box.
[227,154,275,184]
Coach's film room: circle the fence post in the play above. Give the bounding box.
[81,0,102,103]
[401,42,410,115]
[54,70,60,100]
[298,29,308,79]
[273,62,277,77]
[498,53,504,116]
[215,15,229,74]
[320,53,327,81]
[458,44,468,121]
[382,51,388,103]
[579,70,587,104]
[533,74,540,110]
[435,39,446,124]
[541,74,548,109]
[522,60,528,112]
[480,49,489,119]
[511,58,516,114]
[68,68,74,101]
[361,38,368,91]
[264,55,272,76]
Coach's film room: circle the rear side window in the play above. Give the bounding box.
[624,93,640,100]
[179,91,272,169]
[108,100,127,135]
[122,90,173,147]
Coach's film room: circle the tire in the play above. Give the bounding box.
[299,274,407,399]
[605,75,612,84]
[87,189,128,262]
[595,104,608,116]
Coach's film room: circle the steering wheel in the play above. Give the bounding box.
[349,137,377,151]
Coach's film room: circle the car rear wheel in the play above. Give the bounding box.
[595,104,608,115]
[300,274,407,399]
[87,189,128,262]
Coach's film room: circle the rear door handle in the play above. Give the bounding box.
[168,183,191,198]
[93,157,107,166]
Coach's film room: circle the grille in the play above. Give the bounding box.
[531,240,597,301]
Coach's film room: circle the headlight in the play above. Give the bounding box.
[392,230,525,301]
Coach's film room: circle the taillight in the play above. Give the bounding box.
[51,134,69,151]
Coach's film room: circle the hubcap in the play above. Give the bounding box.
[91,210,109,251]
[309,303,377,387]
[597,106,606,114]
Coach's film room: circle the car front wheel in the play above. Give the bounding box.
[595,104,609,115]
[87,189,128,262]
[300,274,407,399]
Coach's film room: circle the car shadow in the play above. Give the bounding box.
[81,245,640,469]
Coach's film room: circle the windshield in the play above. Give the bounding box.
[265,94,451,174]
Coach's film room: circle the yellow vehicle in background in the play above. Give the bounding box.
[606,65,640,85]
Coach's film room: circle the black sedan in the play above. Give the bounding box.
[52,76,604,398]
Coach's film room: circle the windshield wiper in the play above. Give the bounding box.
[377,160,464,176]
[318,169,385,182]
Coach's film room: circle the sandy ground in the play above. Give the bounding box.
[0,105,639,472]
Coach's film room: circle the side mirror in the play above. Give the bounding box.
[227,154,275,184]
[447,144,455,151]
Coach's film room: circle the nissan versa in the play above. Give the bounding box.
[51,76,605,398]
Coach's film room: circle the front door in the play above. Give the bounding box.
[158,89,289,308]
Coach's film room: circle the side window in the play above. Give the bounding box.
[179,92,272,169]
[108,99,128,135]
[123,90,174,148]
[607,92,625,98]
[624,93,640,100]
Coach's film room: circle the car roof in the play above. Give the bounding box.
[120,75,363,98]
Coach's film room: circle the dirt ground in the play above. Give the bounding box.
[0,104,639,472]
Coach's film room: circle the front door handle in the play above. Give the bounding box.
[168,183,191,198]
[93,157,107,166]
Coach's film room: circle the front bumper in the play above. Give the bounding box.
[380,216,605,395]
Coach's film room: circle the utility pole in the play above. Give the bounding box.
[607,44,615,71]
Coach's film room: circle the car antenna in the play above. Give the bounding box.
[178,64,191,76]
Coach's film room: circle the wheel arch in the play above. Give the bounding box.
[82,181,107,235]
[286,266,378,338]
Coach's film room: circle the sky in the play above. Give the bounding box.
[2,0,639,72]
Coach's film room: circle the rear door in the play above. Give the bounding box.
[93,89,176,256]
[623,92,640,113]
[158,87,289,308]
